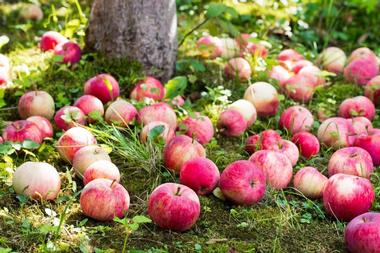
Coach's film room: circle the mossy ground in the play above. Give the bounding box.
[1,1,380,253]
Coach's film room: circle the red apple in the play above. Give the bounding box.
[267,139,300,166]
[291,132,320,159]
[364,75,380,106]
[54,106,86,130]
[26,116,53,139]
[260,129,282,149]
[83,160,120,185]
[228,99,257,127]
[80,178,130,221]
[249,150,293,189]
[180,157,220,195]
[245,134,260,154]
[12,162,61,200]
[344,57,379,86]
[277,49,304,62]
[18,90,55,119]
[130,76,165,101]
[293,167,327,199]
[279,105,314,134]
[54,41,81,64]
[74,95,104,122]
[291,60,313,74]
[220,160,266,205]
[345,212,380,253]
[163,135,206,173]
[269,65,293,87]
[316,47,346,74]
[348,47,377,63]
[84,74,120,103]
[148,183,200,231]
[224,57,252,81]
[170,95,185,107]
[328,147,374,178]
[140,121,175,144]
[219,38,240,59]
[39,31,68,51]
[338,96,375,121]
[243,82,279,116]
[56,127,97,162]
[298,66,326,87]
[217,109,247,137]
[323,173,374,221]
[181,112,214,144]
[354,133,380,166]
[2,120,42,144]
[139,102,177,130]
[72,145,111,178]
[284,73,316,103]
[196,36,223,59]
[347,117,373,146]
[105,99,138,126]
[317,117,350,149]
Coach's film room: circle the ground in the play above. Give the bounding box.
[0,1,379,253]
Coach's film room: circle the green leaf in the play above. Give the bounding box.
[164,76,187,99]
[113,216,128,225]
[132,215,152,224]
[128,222,139,231]
[148,125,165,141]
[0,142,13,154]
[206,3,228,18]
[0,247,13,253]
[22,140,40,150]
[212,187,225,201]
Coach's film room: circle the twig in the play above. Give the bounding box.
[178,18,210,47]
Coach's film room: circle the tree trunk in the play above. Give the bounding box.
[86,0,177,81]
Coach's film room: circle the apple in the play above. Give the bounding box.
[26,116,53,139]
[196,36,222,59]
[279,105,314,134]
[54,106,86,130]
[18,90,55,119]
[293,167,327,199]
[219,38,240,59]
[316,47,346,74]
[130,76,165,101]
[163,135,206,173]
[148,183,200,231]
[73,95,104,122]
[105,99,138,126]
[291,132,320,159]
[328,147,374,178]
[317,117,350,149]
[245,134,260,154]
[284,73,316,103]
[243,82,279,116]
[339,96,375,121]
[220,160,266,205]
[291,60,314,74]
[260,129,282,149]
[267,139,300,166]
[277,49,304,62]
[54,41,81,64]
[348,47,377,63]
[354,133,380,166]
[345,212,380,253]
[217,109,247,137]
[12,162,61,200]
[323,173,374,221]
[2,120,42,144]
[224,57,252,81]
[180,157,220,195]
[344,57,379,86]
[20,4,43,21]
[170,95,185,107]
[0,68,9,85]
[180,113,214,144]
[83,160,120,185]
[235,33,268,57]
[72,145,111,178]
[364,75,380,106]
[80,178,130,221]
[249,150,293,189]
[298,66,326,87]
[84,74,120,103]
[139,102,177,130]
[269,65,292,87]
[39,31,68,51]
[347,117,373,146]
[140,121,175,144]
[56,127,97,162]
[228,99,257,127]
[369,128,380,136]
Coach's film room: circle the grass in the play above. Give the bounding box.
[1,1,380,252]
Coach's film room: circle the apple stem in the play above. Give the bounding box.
[110,179,117,188]
[175,186,181,196]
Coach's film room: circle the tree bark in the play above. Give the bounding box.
[86,0,177,81]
